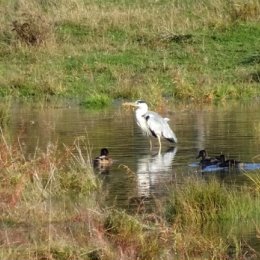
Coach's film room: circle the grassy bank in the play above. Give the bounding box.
[1,134,260,259]
[0,0,259,107]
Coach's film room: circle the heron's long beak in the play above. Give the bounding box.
[122,102,137,107]
[122,102,138,112]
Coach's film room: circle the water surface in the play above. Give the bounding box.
[5,100,260,203]
[3,99,260,251]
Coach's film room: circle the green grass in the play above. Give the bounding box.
[80,93,112,109]
[0,0,259,107]
[165,177,260,224]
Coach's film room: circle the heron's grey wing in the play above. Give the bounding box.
[146,112,177,143]
[161,119,178,143]
[145,112,162,137]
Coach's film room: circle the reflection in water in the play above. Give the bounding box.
[195,111,206,151]
[200,163,260,173]
[94,163,111,174]
[136,147,177,197]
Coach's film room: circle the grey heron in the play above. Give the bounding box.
[126,100,177,152]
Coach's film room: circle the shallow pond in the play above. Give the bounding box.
[2,99,260,251]
[5,100,260,201]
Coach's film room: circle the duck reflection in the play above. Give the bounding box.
[136,147,177,197]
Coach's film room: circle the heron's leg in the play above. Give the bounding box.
[158,136,161,154]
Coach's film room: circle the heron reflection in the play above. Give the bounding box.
[136,147,177,197]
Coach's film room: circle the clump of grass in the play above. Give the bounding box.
[58,169,98,195]
[245,172,260,192]
[166,178,228,223]
[81,93,112,109]
[11,12,54,47]
[165,176,260,224]
[29,141,99,198]
[104,209,168,259]
[105,209,143,239]
[172,225,229,259]
[230,0,260,22]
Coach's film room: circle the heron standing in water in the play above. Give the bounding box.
[125,100,177,153]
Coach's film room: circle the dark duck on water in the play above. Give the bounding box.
[196,149,220,168]
[218,154,243,168]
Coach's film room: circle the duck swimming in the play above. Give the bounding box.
[196,149,220,168]
[218,154,243,168]
[93,148,113,168]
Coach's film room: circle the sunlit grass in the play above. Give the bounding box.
[245,171,260,192]
[0,0,259,105]
[80,93,112,109]
[165,176,260,224]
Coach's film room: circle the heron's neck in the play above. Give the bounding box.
[135,107,148,117]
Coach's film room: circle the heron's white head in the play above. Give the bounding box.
[134,100,148,109]
[133,100,148,115]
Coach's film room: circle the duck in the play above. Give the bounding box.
[196,149,220,168]
[218,154,243,168]
[93,148,113,168]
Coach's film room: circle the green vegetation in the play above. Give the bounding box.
[1,133,260,259]
[1,1,260,258]
[165,177,260,223]
[0,0,259,107]
[81,93,112,109]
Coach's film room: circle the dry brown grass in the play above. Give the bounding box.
[4,0,260,48]
[231,0,260,21]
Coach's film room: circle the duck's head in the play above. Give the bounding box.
[219,154,226,162]
[196,149,207,159]
[100,148,109,156]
